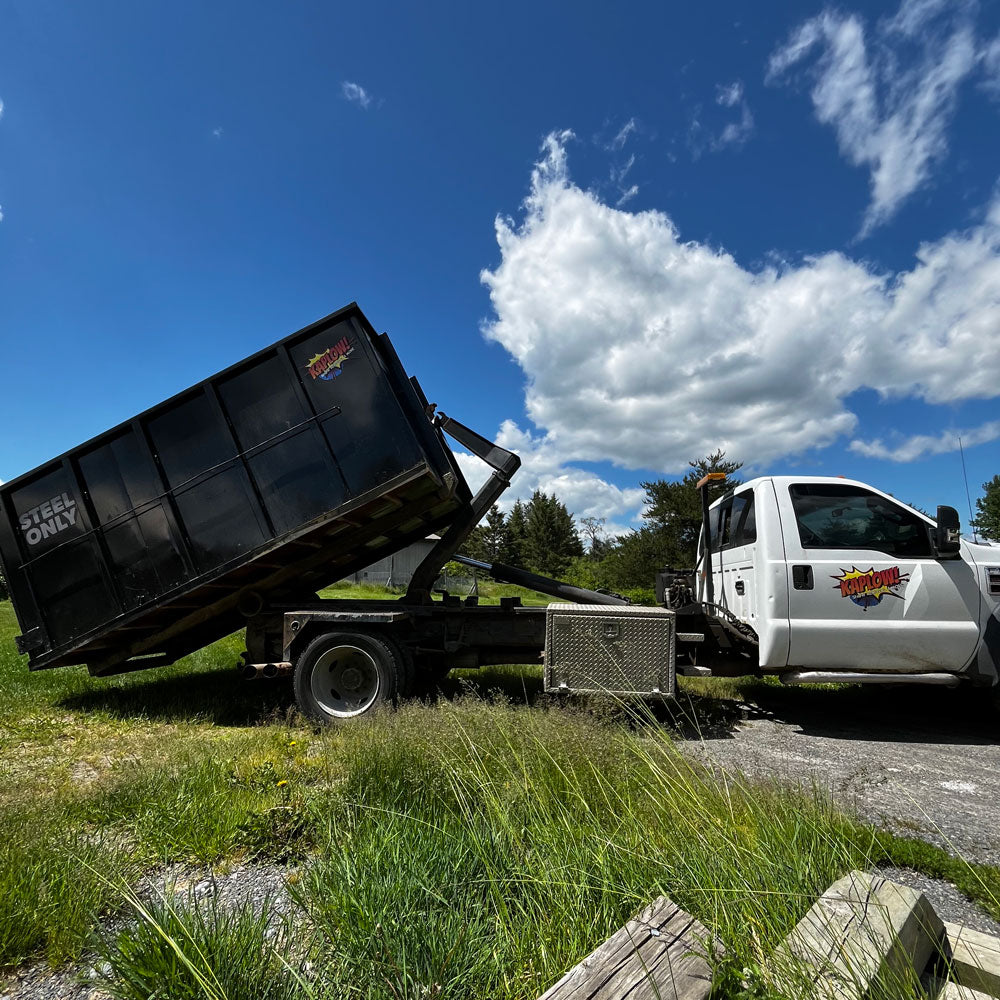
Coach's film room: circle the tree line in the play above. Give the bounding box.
[462,451,742,597]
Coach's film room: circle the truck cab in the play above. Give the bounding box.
[697,476,1000,688]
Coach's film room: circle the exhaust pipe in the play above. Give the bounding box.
[241,661,293,680]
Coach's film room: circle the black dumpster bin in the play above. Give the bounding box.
[0,303,471,675]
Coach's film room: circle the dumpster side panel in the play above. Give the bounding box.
[0,304,470,671]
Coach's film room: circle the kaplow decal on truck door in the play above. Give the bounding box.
[832,565,909,609]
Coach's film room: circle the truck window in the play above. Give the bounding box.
[727,492,755,548]
[738,493,756,544]
[710,498,732,552]
[788,484,932,557]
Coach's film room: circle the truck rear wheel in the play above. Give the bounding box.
[294,631,405,723]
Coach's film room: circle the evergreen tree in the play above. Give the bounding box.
[505,499,528,566]
[521,491,583,577]
[641,450,743,566]
[973,474,1000,541]
[464,505,513,562]
[599,526,675,591]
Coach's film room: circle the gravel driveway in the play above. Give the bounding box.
[680,682,1000,864]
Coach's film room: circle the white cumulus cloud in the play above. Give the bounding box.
[0,97,5,121]
[768,0,982,234]
[476,132,1000,511]
[455,419,646,534]
[341,81,374,109]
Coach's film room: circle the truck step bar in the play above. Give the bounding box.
[781,670,961,687]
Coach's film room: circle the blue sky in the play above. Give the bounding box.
[1,0,999,537]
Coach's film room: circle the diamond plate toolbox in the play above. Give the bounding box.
[544,603,675,697]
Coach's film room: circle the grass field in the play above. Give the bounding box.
[1,587,998,999]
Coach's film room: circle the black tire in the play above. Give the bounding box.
[293,631,406,724]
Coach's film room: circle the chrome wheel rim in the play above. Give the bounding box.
[310,644,380,718]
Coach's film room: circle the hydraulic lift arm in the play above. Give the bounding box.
[404,413,521,602]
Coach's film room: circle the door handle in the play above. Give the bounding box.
[792,565,814,590]
[734,580,745,595]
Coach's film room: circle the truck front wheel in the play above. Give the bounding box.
[294,631,405,723]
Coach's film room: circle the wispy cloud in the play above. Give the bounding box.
[598,118,644,207]
[689,80,755,157]
[212,126,223,138]
[0,97,5,121]
[712,80,754,150]
[341,81,374,110]
[716,81,743,108]
[767,0,986,235]
[850,420,1000,462]
[982,32,1000,98]
[609,118,637,151]
[615,184,639,208]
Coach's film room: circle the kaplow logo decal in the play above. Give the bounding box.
[831,565,909,610]
[306,337,354,381]
[19,492,79,546]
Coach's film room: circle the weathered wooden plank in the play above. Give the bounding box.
[943,922,1000,998]
[537,896,716,1000]
[922,973,997,1000]
[771,870,944,1000]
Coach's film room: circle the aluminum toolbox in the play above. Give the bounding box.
[544,603,676,697]
[0,303,472,674]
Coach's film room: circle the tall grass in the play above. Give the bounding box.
[4,695,999,996]
[285,700,978,999]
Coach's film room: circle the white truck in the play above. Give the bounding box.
[656,475,1000,700]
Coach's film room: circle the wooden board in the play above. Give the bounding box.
[537,896,716,1000]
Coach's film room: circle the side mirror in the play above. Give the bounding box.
[933,505,962,559]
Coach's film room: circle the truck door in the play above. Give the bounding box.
[711,489,757,625]
[779,482,980,672]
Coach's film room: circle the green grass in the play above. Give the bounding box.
[321,578,555,607]
[96,890,304,1000]
[2,595,999,998]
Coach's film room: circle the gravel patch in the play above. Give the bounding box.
[0,962,107,1000]
[683,685,1000,865]
[0,862,300,1000]
[878,865,1000,937]
[131,860,297,927]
